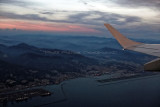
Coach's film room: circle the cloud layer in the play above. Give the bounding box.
[0,0,159,37]
[114,0,160,9]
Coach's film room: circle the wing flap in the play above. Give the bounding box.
[144,58,160,71]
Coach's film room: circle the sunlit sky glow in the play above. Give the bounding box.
[0,0,160,37]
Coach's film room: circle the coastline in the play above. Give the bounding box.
[97,72,160,86]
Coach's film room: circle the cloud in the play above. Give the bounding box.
[0,12,48,21]
[114,0,160,9]
[0,0,31,7]
[67,11,142,26]
[79,0,95,7]
[0,10,145,35]
[0,20,100,33]
[0,0,159,37]
[40,11,55,15]
[0,11,142,28]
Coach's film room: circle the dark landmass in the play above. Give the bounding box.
[0,43,107,94]
[0,43,97,71]
[0,41,159,105]
[0,42,157,91]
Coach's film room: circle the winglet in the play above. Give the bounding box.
[104,23,142,49]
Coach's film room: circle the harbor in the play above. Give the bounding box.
[0,88,51,106]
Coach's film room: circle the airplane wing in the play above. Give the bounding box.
[104,23,160,71]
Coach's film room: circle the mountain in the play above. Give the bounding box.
[0,36,158,89]
[1,35,160,53]
[99,47,156,64]
[0,59,30,82]
[0,43,101,87]
[0,35,122,51]
[9,43,37,50]
[0,42,155,73]
[0,43,98,72]
[82,46,156,69]
[0,42,155,88]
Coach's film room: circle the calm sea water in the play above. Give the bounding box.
[3,74,160,107]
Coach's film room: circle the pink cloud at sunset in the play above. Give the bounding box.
[0,20,101,33]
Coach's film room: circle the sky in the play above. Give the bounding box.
[0,0,160,38]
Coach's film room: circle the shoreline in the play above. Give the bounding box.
[97,72,160,86]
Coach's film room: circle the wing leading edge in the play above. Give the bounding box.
[104,23,160,71]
